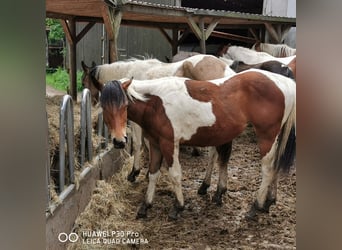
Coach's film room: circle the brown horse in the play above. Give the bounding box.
[230,60,295,79]
[98,69,296,220]
[82,55,236,182]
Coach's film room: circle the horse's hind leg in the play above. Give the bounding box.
[127,122,142,182]
[246,140,278,220]
[166,144,185,220]
[198,146,217,195]
[212,142,232,205]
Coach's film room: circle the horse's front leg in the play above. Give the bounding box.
[136,141,162,219]
[198,146,217,195]
[127,122,142,182]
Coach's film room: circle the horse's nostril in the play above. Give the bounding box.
[113,138,126,149]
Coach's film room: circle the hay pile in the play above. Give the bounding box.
[67,152,147,250]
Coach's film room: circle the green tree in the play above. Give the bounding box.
[46,18,65,42]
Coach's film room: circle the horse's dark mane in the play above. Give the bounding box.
[100,80,128,110]
[90,66,103,91]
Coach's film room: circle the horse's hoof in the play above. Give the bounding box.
[168,202,184,220]
[212,187,227,206]
[212,194,223,206]
[263,197,276,213]
[245,209,258,221]
[127,169,140,183]
[197,182,209,195]
[191,148,201,157]
[136,202,151,219]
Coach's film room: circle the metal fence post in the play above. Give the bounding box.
[59,95,75,193]
[80,89,93,166]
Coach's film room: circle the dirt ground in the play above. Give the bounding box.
[67,125,296,250]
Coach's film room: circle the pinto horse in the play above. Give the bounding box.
[82,55,236,182]
[252,42,296,57]
[99,70,296,220]
[221,45,296,65]
[230,60,295,79]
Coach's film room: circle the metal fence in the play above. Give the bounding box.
[46,88,109,213]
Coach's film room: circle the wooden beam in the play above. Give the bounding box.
[205,18,220,40]
[172,29,179,55]
[211,30,257,44]
[264,22,280,43]
[248,28,259,41]
[199,18,206,54]
[76,22,96,43]
[159,28,172,44]
[187,16,202,40]
[60,19,75,45]
[102,5,122,62]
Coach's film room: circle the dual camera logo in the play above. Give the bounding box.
[58,232,79,243]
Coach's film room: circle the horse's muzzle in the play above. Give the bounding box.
[113,136,127,149]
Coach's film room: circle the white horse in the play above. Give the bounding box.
[82,55,236,182]
[221,45,296,65]
[252,42,296,57]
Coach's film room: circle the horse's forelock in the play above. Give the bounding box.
[100,80,128,110]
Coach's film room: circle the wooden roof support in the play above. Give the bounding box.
[60,19,97,101]
[102,5,122,62]
[248,28,260,41]
[60,18,77,101]
[264,23,292,44]
[187,17,220,54]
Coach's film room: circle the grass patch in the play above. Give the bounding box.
[46,67,83,92]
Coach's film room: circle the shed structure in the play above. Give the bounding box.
[46,0,296,102]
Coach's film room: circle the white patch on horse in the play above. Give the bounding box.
[146,170,161,204]
[129,77,217,141]
[256,148,277,207]
[223,45,296,65]
[168,144,184,206]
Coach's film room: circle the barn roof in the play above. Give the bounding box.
[47,0,296,28]
[46,0,296,101]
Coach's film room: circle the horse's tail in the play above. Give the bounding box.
[274,94,296,173]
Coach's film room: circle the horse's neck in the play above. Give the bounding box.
[127,99,149,126]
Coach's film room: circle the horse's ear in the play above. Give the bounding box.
[91,61,97,67]
[121,78,133,90]
[81,61,88,71]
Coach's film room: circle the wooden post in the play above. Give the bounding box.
[172,29,179,56]
[61,18,77,101]
[199,18,206,54]
[69,19,77,101]
[102,6,122,62]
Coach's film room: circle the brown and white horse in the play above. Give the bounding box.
[252,42,296,57]
[230,60,295,79]
[221,45,296,65]
[82,55,236,182]
[98,69,296,220]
